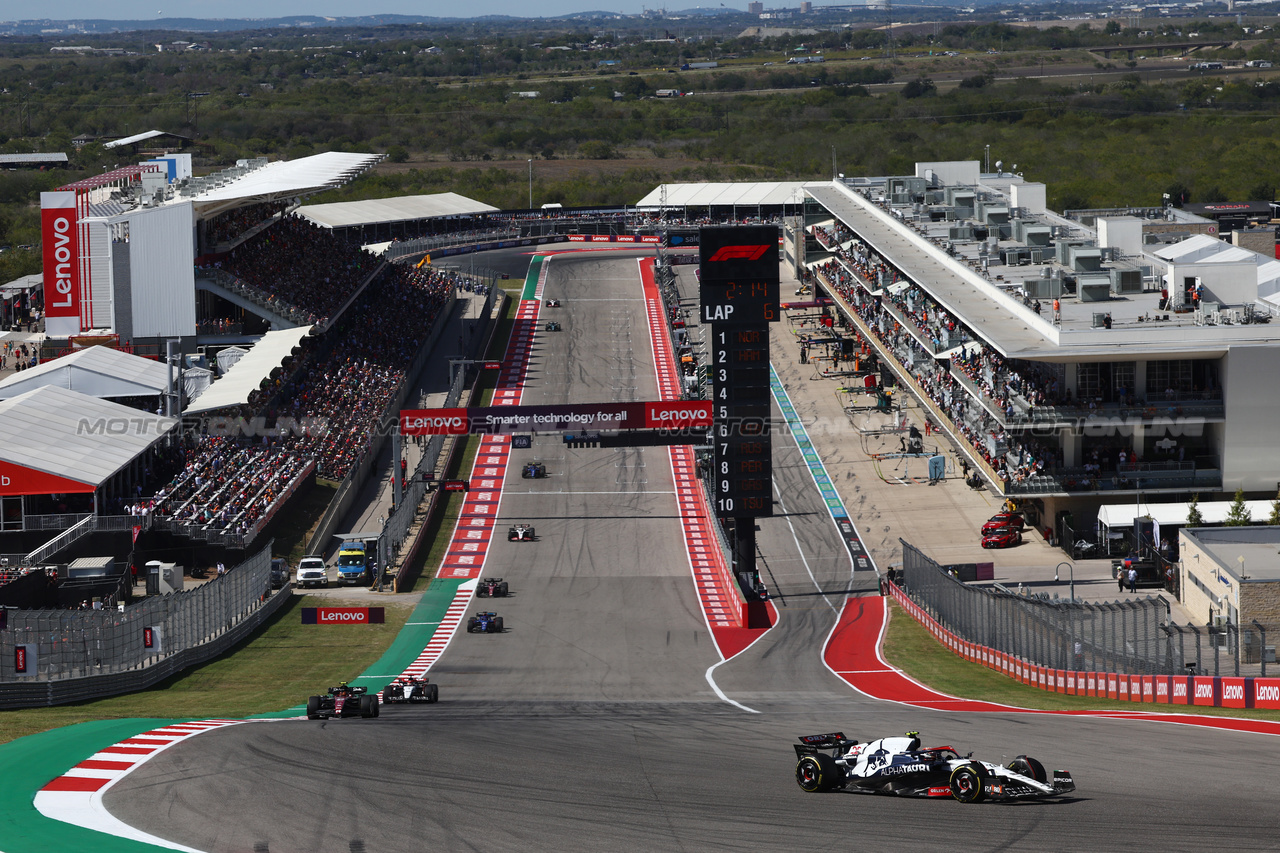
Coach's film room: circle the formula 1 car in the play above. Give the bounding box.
[476,577,509,598]
[981,513,1026,534]
[508,523,536,541]
[981,528,1023,549]
[467,611,504,633]
[307,683,379,720]
[793,731,1074,803]
[382,676,438,704]
[546,299,561,307]
[545,321,562,332]
[521,462,546,479]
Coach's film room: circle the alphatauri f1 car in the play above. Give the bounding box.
[468,611,504,633]
[508,524,536,541]
[477,577,509,597]
[382,676,438,704]
[307,683,379,720]
[794,732,1074,803]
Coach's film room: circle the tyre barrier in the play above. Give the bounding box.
[887,581,1280,711]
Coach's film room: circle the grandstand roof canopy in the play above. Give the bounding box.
[0,346,171,401]
[0,386,177,495]
[0,274,41,298]
[183,153,382,217]
[185,327,312,414]
[104,129,192,149]
[0,153,68,166]
[297,193,500,230]
[634,181,818,208]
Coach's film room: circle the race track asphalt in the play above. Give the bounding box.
[102,252,1280,853]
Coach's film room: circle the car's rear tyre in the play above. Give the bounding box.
[372,696,380,717]
[1008,755,1047,784]
[359,695,374,718]
[950,763,987,803]
[795,754,839,793]
[494,616,504,633]
[428,683,439,703]
[307,696,321,720]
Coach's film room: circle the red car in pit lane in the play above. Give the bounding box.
[981,513,1025,535]
[981,528,1022,549]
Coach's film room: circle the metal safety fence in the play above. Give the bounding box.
[0,545,275,690]
[899,540,1178,675]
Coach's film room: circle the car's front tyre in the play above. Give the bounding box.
[306,696,321,720]
[950,763,987,803]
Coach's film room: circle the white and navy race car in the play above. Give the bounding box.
[793,731,1074,803]
[382,676,438,704]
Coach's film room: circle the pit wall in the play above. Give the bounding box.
[888,581,1280,711]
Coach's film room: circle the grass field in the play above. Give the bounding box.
[881,599,1280,721]
[0,594,413,746]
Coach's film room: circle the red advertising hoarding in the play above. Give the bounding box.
[400,401,712,436]
[41,191,81,338]
[301,607,386,625]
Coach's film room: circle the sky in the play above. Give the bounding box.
[16,0,708,21]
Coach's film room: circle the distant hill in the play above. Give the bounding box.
[0,15,460,36]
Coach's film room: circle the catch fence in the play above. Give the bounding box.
[899,540,1176,675]
[0,545,286,707]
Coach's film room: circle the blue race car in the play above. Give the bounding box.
[467,611,504,633]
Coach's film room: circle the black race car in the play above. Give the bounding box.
[793,731,1074,803]
[546,299,561,307]
[477,577,509,598]
[508,524,536,541]
[468,611,504,633]
[545,321,562,331]
[307,683,379,720]
[382,676,438,704]
[522,462,546,479]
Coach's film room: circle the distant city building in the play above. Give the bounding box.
[747,2,764,14]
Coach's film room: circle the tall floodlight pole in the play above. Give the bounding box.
[528,159,533,209]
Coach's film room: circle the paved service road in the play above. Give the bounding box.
[104,253,1280,853]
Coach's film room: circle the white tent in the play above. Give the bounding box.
[1098,499,1276,531]
[0,346,171,401]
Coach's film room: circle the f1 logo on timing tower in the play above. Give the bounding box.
[706,245,771,262]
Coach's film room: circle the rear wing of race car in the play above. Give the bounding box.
[794,732,858,757]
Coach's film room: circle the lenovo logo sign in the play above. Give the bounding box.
[302,607,386,624]
[401,408,469,436]
[707,245,770,262]
[41,190,80,336]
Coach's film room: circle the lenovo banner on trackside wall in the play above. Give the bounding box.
[301,607,386,625]
[40,191,81,338]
